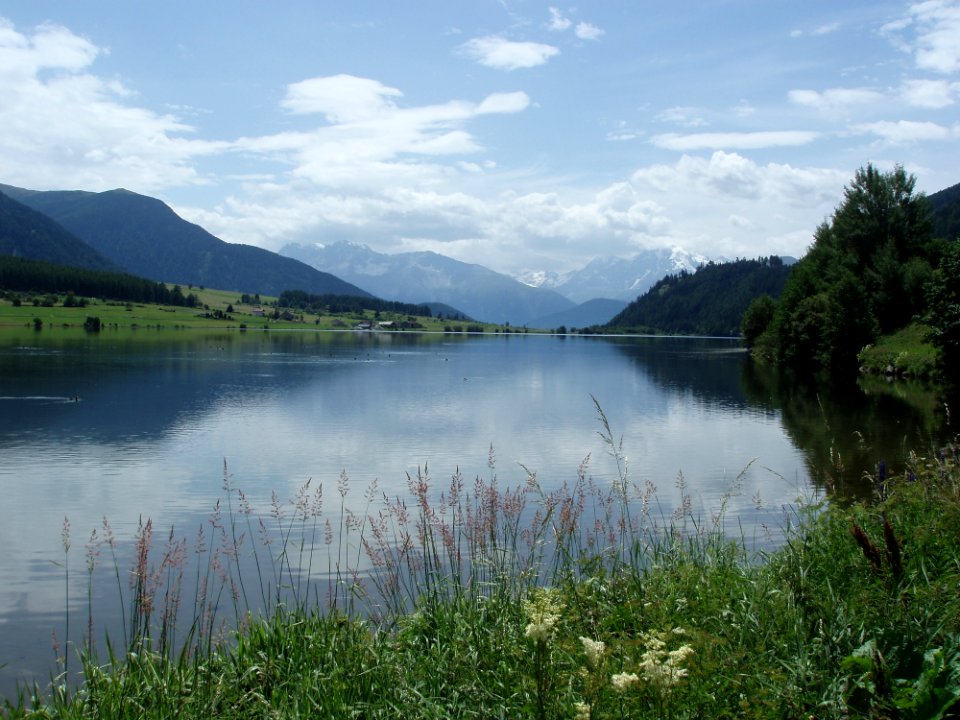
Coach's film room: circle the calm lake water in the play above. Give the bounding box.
[0,328,951,695]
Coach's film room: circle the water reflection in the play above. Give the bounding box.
[0,329,951,696]
[741,361,954,500]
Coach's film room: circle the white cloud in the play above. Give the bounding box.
[790,21,840,38]
[627,152,849,257]
[855,119,955,143]
[0,19,224,193]
[547,7,572,32]
[787,87,885,111]
[281,74,403,122]
[477,91,531,114]
[187,151,849,274]
[459,35,560,70]
[656,106,708,128]
[651,131,820,151]
[884,1,960,74]
[911,0,960,73]
[574,22,605,41]
[812,22,840,36]
[899,78,958,107]
[233,80,530,193]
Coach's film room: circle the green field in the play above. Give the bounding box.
[0,287,517,334]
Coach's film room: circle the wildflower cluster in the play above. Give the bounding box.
[522,587,563,643]
[607,627,695,698]
[580,635,606,668]
[636,629,695,692]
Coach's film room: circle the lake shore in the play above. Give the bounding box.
[3,441,958,719]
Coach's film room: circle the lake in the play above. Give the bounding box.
[0,328,951,696]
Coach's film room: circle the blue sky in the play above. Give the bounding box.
[1,1,958,276]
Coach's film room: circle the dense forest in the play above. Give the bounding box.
[929,180,960,244]
[277,289,432,318]
[0,255,201,307]
[750,164,959,377]
[602,257,793,336]
[1,184,371,299]
[0,190,115,271]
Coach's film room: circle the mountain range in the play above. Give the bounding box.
[7,178,955,328]
[515,247,713,304]
[0,184,370,299]
[281,241,587,327]
[1,180,691,326]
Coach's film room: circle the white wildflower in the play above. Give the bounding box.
[522,587,562,644]
[611,671,640,692]
[579,636,606,668]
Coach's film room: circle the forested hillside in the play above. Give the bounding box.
[752,165,958,377]
[278,289,432,318]
[0,255,201,307]
[602,257,792,336]
[929,181,960,244]
[0,184,371,299]
[0,191,115,271]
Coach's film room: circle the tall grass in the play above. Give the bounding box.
[3,411,959,719]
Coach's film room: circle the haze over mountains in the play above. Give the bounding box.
[7,178,956,329]
[1,181,715,326]
[280,242,719,327]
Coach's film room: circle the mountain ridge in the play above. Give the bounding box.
[281,241,575,326]
[0,183,372,299]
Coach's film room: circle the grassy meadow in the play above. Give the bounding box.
[0,288,514,334]
[1,401,958,719]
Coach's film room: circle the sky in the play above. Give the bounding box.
[1,1,959,277]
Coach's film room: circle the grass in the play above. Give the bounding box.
[858,323,941,380]
[2,404,959,719]
[0,288,523,334]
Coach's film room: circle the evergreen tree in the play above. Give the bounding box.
[767,165,935,373]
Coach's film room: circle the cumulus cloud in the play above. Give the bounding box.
[651,131,820,151]
[229,82,531,195]
[883,1,960,74]
[281,74,403,122]
[187,150,848,274]
[855,119,955,143]
[547,7,572,32]
[911,0,960,74]
[899,77,958,107]
[0,19,224,192]
[459,35,560,70]
[627,152,849,257]
[574,22,605,40]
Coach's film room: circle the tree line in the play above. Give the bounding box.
[603,257,792,337]
[0,255,200,307]
[745,164,959,377]
[277,289,432,318]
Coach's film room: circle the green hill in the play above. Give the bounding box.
[929,180,960,243]
[0,184,371,299]
[0,190,116,271]
[602,257,793,336]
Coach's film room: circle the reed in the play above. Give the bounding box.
[3,424,958,719]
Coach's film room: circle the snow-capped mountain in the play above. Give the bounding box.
[518,247,714,304]
[280,241,574,326]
